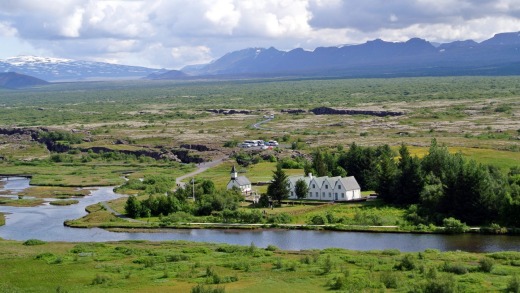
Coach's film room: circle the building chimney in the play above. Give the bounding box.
[308,173,313,179]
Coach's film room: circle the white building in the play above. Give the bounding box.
[226,165,252,194]
[288,174,361,201]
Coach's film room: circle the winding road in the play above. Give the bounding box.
[175,156,227,188]
[252,117,273,130]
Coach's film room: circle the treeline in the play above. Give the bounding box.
[123,177,243,218]
[306,140,520,227]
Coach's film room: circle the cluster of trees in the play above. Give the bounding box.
[306,140,520,227]
[124,177,244,219]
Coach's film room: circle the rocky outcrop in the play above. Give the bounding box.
[281,109,307,114]
[80,146,205,164]
[0,127,72,152]
[0,127,214,164]
[206,109,252,115]
[310,107,404,117]
[180,144,215,152]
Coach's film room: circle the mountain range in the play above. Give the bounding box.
[172,31,520,79]
[2,31,520,83]
[0,56,164,82]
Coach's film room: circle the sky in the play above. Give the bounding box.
[1,0,520,69]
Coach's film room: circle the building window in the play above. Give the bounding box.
[316,192,319,197]
[291,192,294,196]
[329,193,331,197]
[308,192,312,197]
[338,185,341,189]
[312,184,315,188]
[325,185,328,189]
[342,193,344,198]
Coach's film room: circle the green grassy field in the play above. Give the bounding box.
[0,161,194,187]
[0,239,519,292]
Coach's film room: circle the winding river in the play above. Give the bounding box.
[1,177,519,252]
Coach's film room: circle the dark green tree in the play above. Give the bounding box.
[375,149,398,202]
[267,166,290,205]
[125,195,142,218]
[395,144,424,205]
[295,178,309,204]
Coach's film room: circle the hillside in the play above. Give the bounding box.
[0,72,48,89]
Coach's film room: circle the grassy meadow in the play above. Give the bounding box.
[0,239,519,292]
[0,76,520,292]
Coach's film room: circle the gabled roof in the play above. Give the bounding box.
[338,176,361,191]
[231,176,251,186]
[288,176,311,187]
[288,174,361,191]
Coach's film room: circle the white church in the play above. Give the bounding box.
[288,173,361,201]
[226,165,252,194]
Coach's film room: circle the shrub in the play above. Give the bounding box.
[422,275,456,293]
[91,274,111,285]
[507,275,520,293]
[265,245,278,251]
[321,255,333,274]
[329,276,345,290]
[191,284,225,293]
[380,271,399,289]
[442,217,469,234]
[478,258,494,273]
[442,262,468,275]
[394,254,416,271]
[308,214,327,225]
[267,213,292,224]
[23,239,47,246]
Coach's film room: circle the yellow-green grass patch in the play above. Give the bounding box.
[49,199,79,206]
[19,186,91,198]
[404,146,520,171]
[0,197,45,207]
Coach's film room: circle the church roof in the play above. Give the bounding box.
[231,165,237,173]
[231,176,251,186]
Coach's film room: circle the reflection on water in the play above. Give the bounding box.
[0,178,519,252]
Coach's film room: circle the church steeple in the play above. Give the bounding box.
[231,165,238,180]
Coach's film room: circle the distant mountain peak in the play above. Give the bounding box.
[0,56,162,81]
[3,55,72,65]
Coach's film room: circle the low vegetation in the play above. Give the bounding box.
[49,199,79,206]
[0,239,519,292]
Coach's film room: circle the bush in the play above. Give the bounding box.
[479,258,494,273]
[329,276,345,290]
[191,284,225,293]
[507,275,520,293]
[265,245,278,251]
[394,254,416,271]
[308,214,327,225]
[267,213,292,224]
[23,239,47,246]
[422,275,456,293]
[442,217,469,234]
[380,271,399,289]
[91,274,111,285]
[442,262,468,275]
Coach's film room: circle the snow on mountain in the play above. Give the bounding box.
[0,55,163,81]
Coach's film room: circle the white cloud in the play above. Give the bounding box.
[0,0,519,68]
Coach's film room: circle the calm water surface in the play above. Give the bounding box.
[1,177,519,252]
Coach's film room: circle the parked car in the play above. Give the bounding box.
[267,140,279,146]
[239,143,253,148]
